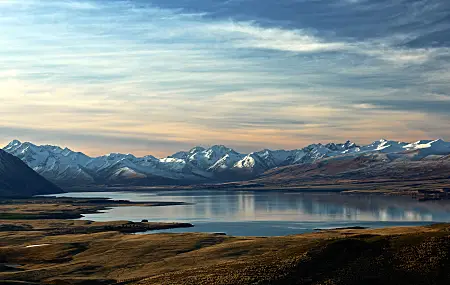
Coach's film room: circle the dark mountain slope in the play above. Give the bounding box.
[253,154,450,187]
[0,149,63,197]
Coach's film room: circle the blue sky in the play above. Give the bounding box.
[1,0,449,156]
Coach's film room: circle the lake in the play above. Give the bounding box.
[50,190,450,236]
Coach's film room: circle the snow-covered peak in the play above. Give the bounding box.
[170,151,189,160]
[189,146,206,154]
[205,145,234,156]
[4,140,80,158]
[143,154,158,161]
[160,157,184,163]
[104,153,136,159]
[5,139,22,150]
[182,144,242,170]
[324,140,358,151]
[360,140,408,153]
[345,140,357,147]
[404,140,434,150]
[169,146,206,160]
[403,139,450,155]
[404,139,447,149]
[208,151,245,172]
[255,149,294,168]
[4,138,450,186]
[5,141,36,153]
[233,153,269,172]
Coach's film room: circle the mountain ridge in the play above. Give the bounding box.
[3,138,450,187]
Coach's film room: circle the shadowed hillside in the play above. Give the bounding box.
[0,150,63,197]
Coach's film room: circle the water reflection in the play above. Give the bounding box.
[50,190,450,236]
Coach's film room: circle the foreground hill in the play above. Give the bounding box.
[3,139,450,187]
[0,149,63,197]
[1,218,450,285]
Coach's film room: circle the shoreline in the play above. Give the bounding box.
[61,177,450,200]
[0,197,193,234]
[0,196,189,220]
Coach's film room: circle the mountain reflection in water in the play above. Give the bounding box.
[51,190,450,236]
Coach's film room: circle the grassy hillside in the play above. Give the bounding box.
[1,222,450,285]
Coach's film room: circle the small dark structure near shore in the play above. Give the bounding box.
[105,221,194,233]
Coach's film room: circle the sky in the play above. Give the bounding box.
[1,0,450,157]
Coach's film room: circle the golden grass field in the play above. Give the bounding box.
[1,198,450,285]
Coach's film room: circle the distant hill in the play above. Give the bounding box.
[252,152,450,187]
[0,149,63,197]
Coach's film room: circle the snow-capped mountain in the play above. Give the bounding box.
[232,153,270,174]
[3,141,205,186]
[208,152,246,173]
[4,140,94,185]
[3,138,450,186]
[172,145,241,170]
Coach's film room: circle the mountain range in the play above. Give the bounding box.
[3,139,450,187]
[0,149,63,197]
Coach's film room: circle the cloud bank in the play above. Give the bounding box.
[0,0,449,155]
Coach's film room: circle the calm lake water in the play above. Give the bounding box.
[50,190,450,236]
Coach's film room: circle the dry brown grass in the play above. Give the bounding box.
[1,223,450,285]
[2,198,450,284]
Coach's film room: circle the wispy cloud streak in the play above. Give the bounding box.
[0,0,449,154]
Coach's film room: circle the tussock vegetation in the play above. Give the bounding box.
[1,222,450,284]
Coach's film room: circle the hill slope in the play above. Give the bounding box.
[253,152,450,188]
[0,149,63,197]
[1,220,450,285]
